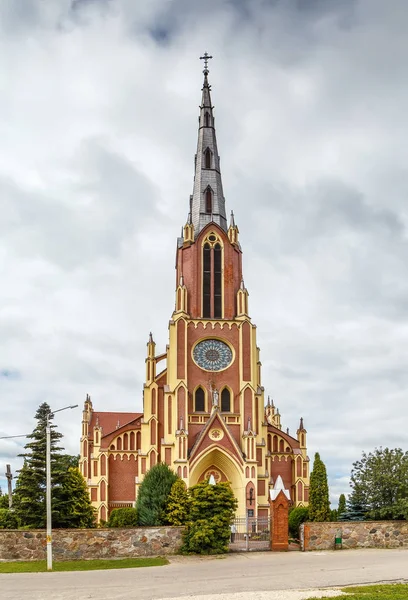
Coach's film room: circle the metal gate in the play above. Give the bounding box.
[229,516,271,551]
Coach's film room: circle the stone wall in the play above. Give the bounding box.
[0,527,184,561]
[301,521,408,551]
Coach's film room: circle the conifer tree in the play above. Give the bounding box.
[166,479,190,525]
[13,403,65,528]
[136,462,178,526]
[56,468,96,528]
[182,481,238,554]
[338,493,346,517]
[309,452,330,522]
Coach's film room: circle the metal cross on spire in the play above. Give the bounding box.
[200,52,213,74]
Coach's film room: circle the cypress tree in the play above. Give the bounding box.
[338,493,346,517]
[166,479,190,525]
[136,463,178,526]
[13,403,65,528]
[309,452,330,522]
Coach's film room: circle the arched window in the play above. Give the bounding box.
[205,148,211,169]
[195,387,205,412]
[202,239,223,319]
[205,188,212,214]
[221,388,231,412]
[205,112,210,127]
[203,243,211,318]
[214,243,222,318]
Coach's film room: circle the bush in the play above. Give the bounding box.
[288,506,309,539]
[182,481,237,554]
[108,507,138,528]
[136,463,178,526]
[0,508,19,529]
[166,480,190,525]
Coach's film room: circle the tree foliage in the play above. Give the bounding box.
[136,462,178,526]
[309,452,330,522]
[166,479,190,526]
[55,468,96,528]
[349,447,408,520]
[108,507,138,528]
[338,493,346,517]
[288,506,309,538]
[0,508,19,529]
[182,481,238,554]
[13,403,65,528]
[0,490,9,509]
[13,402,95,529]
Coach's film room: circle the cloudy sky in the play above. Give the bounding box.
[1,0,407,505]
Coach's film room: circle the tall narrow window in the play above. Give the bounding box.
[205,189,212,214]
[205,148,211,169]
[203,243,211,318]
[195,387,205,412]
[205,112,210,127]
[214,243,222,318]
[202,239,223,319]
[221,388,231,412]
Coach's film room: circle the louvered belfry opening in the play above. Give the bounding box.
[202,242,222,319]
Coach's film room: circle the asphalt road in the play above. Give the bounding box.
[1,549,407,600]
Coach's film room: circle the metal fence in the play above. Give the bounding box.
[229,516,271,551]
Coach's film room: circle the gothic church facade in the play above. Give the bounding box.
[79,63,310,522]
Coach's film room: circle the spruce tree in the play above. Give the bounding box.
[136,463,178,526]
[309,452,330,522]
[55,468,96,528]
[13,403,65,528]
[166,479,190,525]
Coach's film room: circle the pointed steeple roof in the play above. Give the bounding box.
[190,55,227,236]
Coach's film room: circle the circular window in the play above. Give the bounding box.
[193,339,233,371]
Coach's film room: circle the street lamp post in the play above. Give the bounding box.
[46,405,78,571]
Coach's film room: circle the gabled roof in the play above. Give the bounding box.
[89,411,142,438]
[189,409,244,467]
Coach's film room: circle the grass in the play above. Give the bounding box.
[310,584,408,600]
[0,556,169,573]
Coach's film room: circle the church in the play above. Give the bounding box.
[79,57,310,523]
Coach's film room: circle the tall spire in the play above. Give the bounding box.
[190,54,227,236]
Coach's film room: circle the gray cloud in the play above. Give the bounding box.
[1,0,408,504]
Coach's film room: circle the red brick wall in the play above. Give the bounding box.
[108,454,137,502]
[271,456,292,494]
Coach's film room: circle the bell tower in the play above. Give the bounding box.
[80,55,310,522]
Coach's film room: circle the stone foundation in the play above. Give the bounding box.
[301,521,408,551]
[0,527,184,561]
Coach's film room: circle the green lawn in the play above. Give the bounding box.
[311,584,408,600]
[0,556,169,573]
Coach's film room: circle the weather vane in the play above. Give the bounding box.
[200,52,213,74]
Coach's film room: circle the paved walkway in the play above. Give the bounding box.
[1,549,407,600]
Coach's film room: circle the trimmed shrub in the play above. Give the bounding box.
[288,506,309,539]
[108,507,138,528]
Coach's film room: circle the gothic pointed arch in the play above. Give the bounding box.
[194,385,206,412]
[221,386,231,412]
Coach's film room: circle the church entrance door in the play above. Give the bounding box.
[229,515,271,552]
